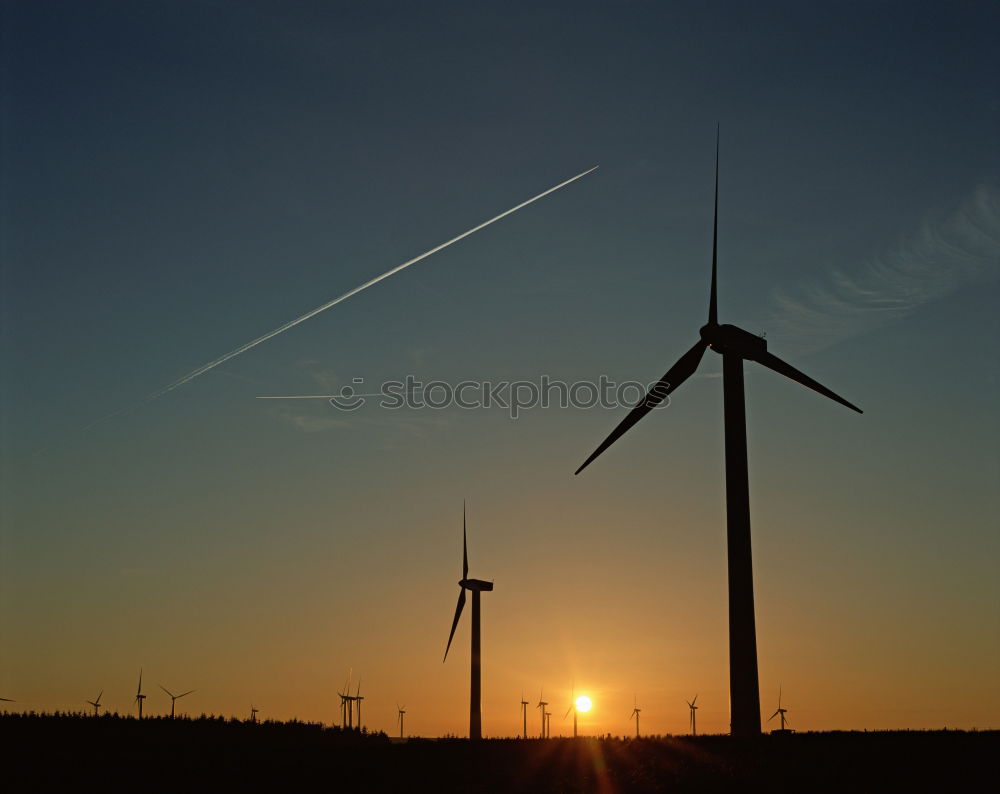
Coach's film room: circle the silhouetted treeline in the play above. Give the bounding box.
[1,713,995,793]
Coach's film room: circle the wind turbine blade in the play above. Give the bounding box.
[709,124,719,326]
[443,587,467,662]
[159,685,174,698]
[178,690,195,699]
[137,669,143,694]
[575,340,707,474]
[564,705,573,719]
[692,694,698,706]
[778,686,782,709]
[753,350,862,413]
[769,710,779,720]
[462,502,469,580]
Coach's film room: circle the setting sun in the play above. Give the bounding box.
[575,696,592,713]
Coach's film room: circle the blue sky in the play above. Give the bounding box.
[1,1,997,733]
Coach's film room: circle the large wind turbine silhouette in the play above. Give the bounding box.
[159,684,195,719]
[86,690,103,716]
[133,670,146,719]
[443,502,493,741]
[687,695,699,735]
[575,129,861,736]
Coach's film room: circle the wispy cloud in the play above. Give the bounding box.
[767,184,1000,354]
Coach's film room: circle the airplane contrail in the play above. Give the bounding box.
[73,166,598,433]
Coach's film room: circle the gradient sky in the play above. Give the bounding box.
[2,1,998,736]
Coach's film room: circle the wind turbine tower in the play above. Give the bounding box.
[443,502,494,740]
[397,703,406,739]
[250,704,259,723]
[630,696,641,738]
[575,129,862,737]
[520,693,530,739]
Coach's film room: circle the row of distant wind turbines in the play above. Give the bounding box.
[439,129,855,739]
[65,669,258,722]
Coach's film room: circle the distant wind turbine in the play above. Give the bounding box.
[520,693,530,739]
[159,684,195,719]
[537,690,548,739]
[338,671,353,729]
[396,703,406,739]
[687,695,699,736]
[354,678,364,731]
[768,687,791,732]
[249,704,259,723]
[564,682,579,738]
[443,502,494,741]
[134,669,146,719]
[86,690,103,717]
[630,696,641,738]
[574,128,861,738]
[76,166,598,435]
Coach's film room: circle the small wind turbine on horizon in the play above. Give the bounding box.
[687,695,699,736]
[249,704,259,723]
[630,696,641,738]
[443,502,494,741]
[159,684,195,719]
[537,689,549,739]
[574,128,862,737]
[338,671,353,729]
[354,679,364,731]
[396,703,406,739]
[85,690,103,717]
[134,669,146,719]
[520,692,530,739]
[564,682,579,738]
[769,687,791,733]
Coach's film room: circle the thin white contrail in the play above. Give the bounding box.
[73,166,598,434]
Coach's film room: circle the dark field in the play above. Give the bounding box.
[2,714,995,793]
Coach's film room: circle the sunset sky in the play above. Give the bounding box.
[1,1,997,736]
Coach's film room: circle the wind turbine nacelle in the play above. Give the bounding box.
[700,323,767,359]
[460,578,494,591]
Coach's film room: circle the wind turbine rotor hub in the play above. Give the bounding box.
[700,323,767,358]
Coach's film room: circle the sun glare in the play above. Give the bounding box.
[575,695,592,713]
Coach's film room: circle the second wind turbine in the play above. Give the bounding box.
[443,503,493,741]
